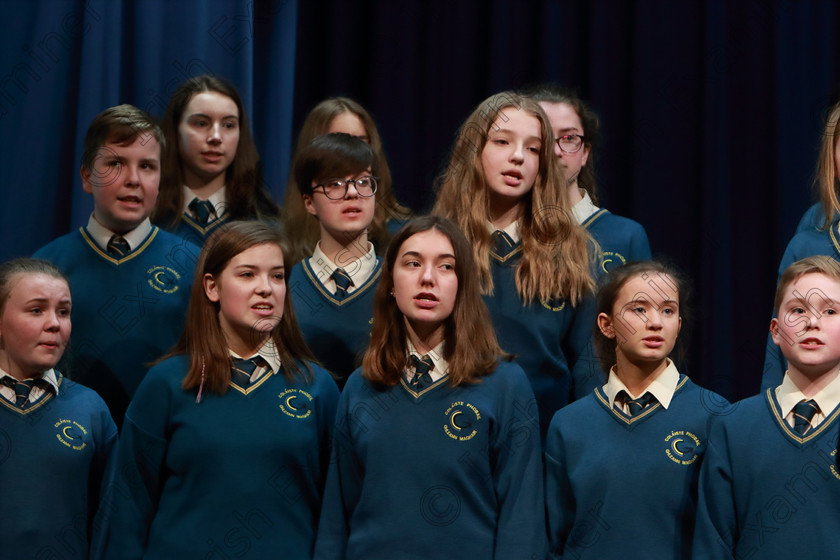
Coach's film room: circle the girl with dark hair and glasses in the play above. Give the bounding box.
[526,85,651,275]
[288,133,383,388]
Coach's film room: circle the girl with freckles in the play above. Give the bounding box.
[314,216,545,560]
[96,222,338,560]
[0,258,116,560]
[433,91,598,439]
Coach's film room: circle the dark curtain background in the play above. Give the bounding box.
[2,0,840,402]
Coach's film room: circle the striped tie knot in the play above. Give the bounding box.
[792,399,820,436]
[189,198,216,226]
[409,354,435,390]
[231,357,265,388]
[1,376,45,408]
[618,390,657,417]
[332,268,353,300]
[107,235,130,258]
[491,230,517,257]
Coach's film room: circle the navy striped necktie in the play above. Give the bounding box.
[332,268,353,300]
[189,198,216,226]
[107,235,130,258]
[617,390,657,416]
[793,399,820,435]
[409,354,435,390]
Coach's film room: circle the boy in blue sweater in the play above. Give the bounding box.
[34,105,198,425]
[694,255,840,559]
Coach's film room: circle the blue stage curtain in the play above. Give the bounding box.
[0,0,297,256]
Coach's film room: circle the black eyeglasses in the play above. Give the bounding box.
[555,134,585,154]
[312,176,378,200]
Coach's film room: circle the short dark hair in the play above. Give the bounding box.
[293,133,376,195]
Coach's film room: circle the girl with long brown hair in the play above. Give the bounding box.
[433,91,598,438]
[152,75,280,245]
[97,222,337,559]
[314,216,545,559]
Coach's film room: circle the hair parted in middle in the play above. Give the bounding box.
[171,221,315,396]
[283,96,411,265]
[362,215,511,387]
[432,91,595,305]
[522,84,602,204]
[593,260,691,374]
[152,74,279,230]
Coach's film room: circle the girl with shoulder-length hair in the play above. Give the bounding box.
[283,96,411,265]
[152,75,280,245]
[97,221,338,560]
[432,91,598,438]
[546,260,724,560]
[314,215,546,560]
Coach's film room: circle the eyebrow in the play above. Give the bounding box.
[401,250,456,259]
[25,297,71,305]
[188,112,239,120]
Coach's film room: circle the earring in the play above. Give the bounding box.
[390,289,395,297]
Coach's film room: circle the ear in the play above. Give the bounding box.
[303,194,318,217]
[581,144,591,168]
[597,312,615,339]
[770,317,781,345]
[81,165,93,194]
[204,273,220,303]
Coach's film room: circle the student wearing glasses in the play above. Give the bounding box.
[288,133,382,388]
[527,85,651,275]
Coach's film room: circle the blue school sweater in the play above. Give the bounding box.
[545,376,722,560]
[314,361,547,560]
[0,373,117,560]
[760,225,840,390]
[165,211,231,246]
[583,209,652,275]
[795,202,838,234]
[34,227,198,425]
[483,240,600,438]
[289,258,381,388]
[95,355,338,560]
[693,389,840,559]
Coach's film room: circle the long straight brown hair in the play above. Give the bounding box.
[432,91,595,305]
[362,216,511,387]
[152,75,279,230]
[170,221,315,395]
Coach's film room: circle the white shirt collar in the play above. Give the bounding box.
[86,214,152,252]
[776,370,840,422]
[405,339,449,383]
[229,339,282,381]
[182,185,228,217]
[603,359,680,410]
[0,367,59,403]
[308,241,377,294]
[571,190,600,225]
[486,220,521,244]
